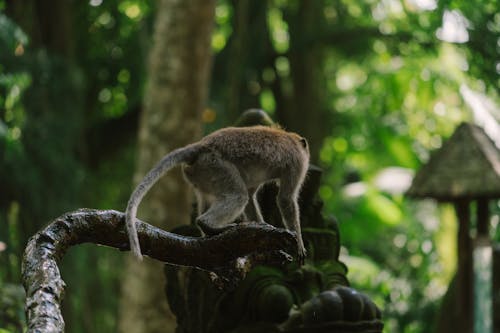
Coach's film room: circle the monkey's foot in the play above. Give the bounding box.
[197,220,237,236]
[238,221,273,228]
[297,247,307,266]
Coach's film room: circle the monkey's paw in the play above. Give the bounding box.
[297,247,307,266]
[197,218,237,236]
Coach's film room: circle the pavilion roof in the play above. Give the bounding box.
[406,122,500,201]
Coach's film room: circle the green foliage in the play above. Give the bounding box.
[0,14,29,151]
[0,14,27,52]
[73,0,150,122]
[0,3,139,332]
[212,0,232,52]
[0,283,26,332]
[291,0,496,332]
[1,0,499,332]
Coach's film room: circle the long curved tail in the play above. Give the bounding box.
[126,144,199,260]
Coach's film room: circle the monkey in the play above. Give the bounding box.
[125,125,310,263]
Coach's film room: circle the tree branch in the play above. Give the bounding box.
[22,209,297,333]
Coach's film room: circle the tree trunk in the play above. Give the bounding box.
[6,0,74,58]
[279,0,328,165]
[118,1,215,333]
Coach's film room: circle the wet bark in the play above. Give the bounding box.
[22,209,296,333]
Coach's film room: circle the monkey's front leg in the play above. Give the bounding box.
[244,186,265,223]
[277,187,307,264]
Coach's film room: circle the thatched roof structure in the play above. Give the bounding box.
[406,122,500,201]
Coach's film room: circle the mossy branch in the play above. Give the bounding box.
[22,209,297,333]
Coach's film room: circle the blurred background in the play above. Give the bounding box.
[0,0,499,332]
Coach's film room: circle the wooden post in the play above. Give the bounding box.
[455,200,473,333]
[493,245,500,333]
[476,198,489,238]
[474,198,492,333]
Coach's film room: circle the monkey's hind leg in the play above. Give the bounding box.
[193,189,208,216]
[185,153,248,235]
[244,186,265,223]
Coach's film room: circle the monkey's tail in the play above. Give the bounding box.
[125,144,200,260]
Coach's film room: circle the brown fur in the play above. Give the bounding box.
[126,126,310,262]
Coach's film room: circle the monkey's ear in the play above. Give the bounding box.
[300,137,308,149]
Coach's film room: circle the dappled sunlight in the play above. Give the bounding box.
[373,167,414,195]
[405,0,437,11]
[436,10,470,44]
[460,84,500,148]
[335,64,367,91]
[2,0,499,332]
[89,0,103,7]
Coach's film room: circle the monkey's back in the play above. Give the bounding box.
[200,126,309,183]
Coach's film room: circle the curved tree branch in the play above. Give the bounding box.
[22,209,297,333]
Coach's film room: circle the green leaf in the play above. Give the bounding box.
[364,191,403,226]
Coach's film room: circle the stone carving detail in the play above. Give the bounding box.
[165,165,383,332]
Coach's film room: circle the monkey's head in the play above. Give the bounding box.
[235,109,275,127]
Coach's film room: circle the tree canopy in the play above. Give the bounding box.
[1,0,499,332]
